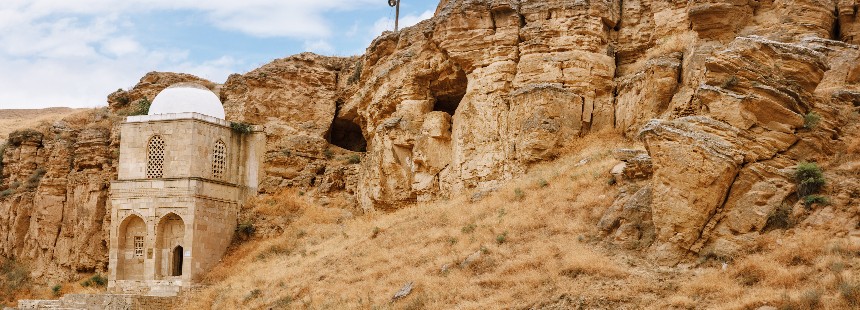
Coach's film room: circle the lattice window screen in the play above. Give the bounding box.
[146,135,165,178]
[212,140,226,180]
[134,236,144,257]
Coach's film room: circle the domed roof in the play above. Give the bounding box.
[148,83,225,119]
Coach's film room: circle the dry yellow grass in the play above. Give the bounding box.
[180,133,860,309]
[0,108,87,141]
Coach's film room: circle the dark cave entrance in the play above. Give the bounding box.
[429,67,468,116]
[328,118,367,152]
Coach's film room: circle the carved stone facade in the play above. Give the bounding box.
[108,112,264,296]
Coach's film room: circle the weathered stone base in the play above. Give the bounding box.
[12,294,176,310]
[110,280,184,297]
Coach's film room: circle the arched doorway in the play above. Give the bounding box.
[155,213,185,278]
[172,245,183,276]
[118,215,146,280]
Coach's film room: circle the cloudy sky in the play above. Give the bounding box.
[0,0,438,109]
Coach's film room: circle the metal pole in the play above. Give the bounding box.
[395,0,400,32]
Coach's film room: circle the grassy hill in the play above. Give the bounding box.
[178,133,860,309]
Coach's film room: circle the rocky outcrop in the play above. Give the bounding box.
[221,53,361,196]
[107,72,217,113]
[5,0,860,285]
[0,115,117,282]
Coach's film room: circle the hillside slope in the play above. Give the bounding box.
[0,108,84,143]
[1,0,860,307]
[181,134,860,309]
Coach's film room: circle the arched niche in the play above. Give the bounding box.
[155,213,186,278]
[118,214,147,280]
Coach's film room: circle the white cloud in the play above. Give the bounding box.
[0,0,388,109]
[303,40,335,55]
[370,9,434,37]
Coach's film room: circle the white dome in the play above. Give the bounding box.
[148,83,225,119]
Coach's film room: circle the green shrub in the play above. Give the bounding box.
[496,232,508,245]
[461,223,476,234]
[236,222,255,238]
[795,162,825,198]
[272,296,293,308]
[803,112,821,129]
[243,289,262,302]
[765,204,794,231]
[51,284,61,297]
[230,122,253,135]
[347,60,363,85]
[256,245,290,261]
[24,168,46,190]
[347,154,361,164]
[0,189,13,197]
[323,148,334,159]
[513,188,525,201]
[802,194,828,208]
[115,90,130,106]
[538,179,548,188]
[80,274,107,287]
[125,98,151,116]
[840,281,860,307]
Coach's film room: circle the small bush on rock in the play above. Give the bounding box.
[803,112,821,129]
[795,162,825,198]
[81,274,107,287]
[802,195,828,208]
[230,122,253,135]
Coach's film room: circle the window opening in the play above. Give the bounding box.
[146,135,165,178]
[134,236,144,258]
[212,140,226,180]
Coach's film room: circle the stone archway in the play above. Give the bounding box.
[155,213,185,278]
[118,214,146,280]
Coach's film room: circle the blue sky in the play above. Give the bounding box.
[0,0,439,109]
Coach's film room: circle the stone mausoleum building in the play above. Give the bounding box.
[108,83,264,296]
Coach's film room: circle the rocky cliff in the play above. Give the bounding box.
[1,0,859,292]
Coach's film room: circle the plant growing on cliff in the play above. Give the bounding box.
[80,274,107,287]
[348,60,363,85]
[0,142,6,181]
[802,194,828,208]
[795,161,825,198]
[230,122,253,135]
[347,154,361,164]
[51,284,62,297]
[23,168,46,190]
[127,98,151,116]
[803,112,821,129]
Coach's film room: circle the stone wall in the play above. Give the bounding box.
[15,294,176,310]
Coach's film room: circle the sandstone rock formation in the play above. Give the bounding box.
[4,0,860,286]
[0,113,118,282]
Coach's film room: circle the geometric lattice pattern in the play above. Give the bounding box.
[212,140,226,180]
[146,135,165,179]
[134,236,144,257]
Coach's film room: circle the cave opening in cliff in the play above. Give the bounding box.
[429,67,468,116]
[328,118,367,152]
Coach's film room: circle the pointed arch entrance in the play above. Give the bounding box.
[118,214,146,280]
[155,213,185,278]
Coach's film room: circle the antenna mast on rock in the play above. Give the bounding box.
[388,0,401,31]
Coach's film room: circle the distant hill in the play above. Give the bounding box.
[0,107,85,142]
